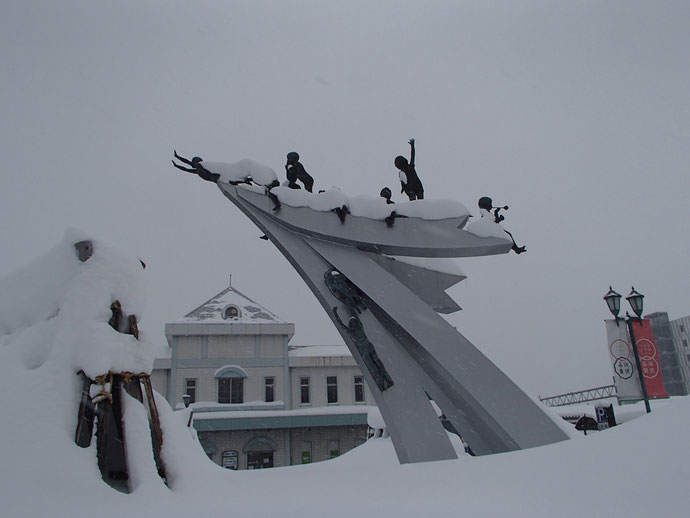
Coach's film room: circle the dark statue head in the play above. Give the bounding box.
[478,196,493,211]
[394,156,408,170]
[380,187,392,200]
[286,151,299,165]
[191,156,203,166]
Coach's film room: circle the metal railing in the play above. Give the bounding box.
[539,384,616,407]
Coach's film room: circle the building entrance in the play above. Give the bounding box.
[247,451,274,469]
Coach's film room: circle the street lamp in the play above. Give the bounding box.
[626,287,645,318]
[603,286,651,413]
[603,286,621,318]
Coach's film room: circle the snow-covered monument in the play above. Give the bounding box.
[175,155,570,463]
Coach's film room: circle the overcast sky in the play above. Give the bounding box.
[2,0,689,395]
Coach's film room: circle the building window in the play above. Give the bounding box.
[683,338,688,349]
[300,441,312,464]
[223,305,241,319]
[264,377,275,403]
[354,375,365,403]
[681,325,685,333]
[300,377,310,404]
[218,377,244,404]
[327,439,340,459]
[327,376,338,404]
[184,378,197,404]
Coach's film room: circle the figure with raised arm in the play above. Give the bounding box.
[394,138,424,201]
[285,151,314,192]
[478,196,526,254]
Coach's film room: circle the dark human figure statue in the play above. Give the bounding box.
[332,204,350,223]
[264,179,282,211]
[478,197,526,254]
[394,138,424,201]
[380,187,394,204]
[285,151,314,192]
[384,211,399,227]
[379,187,407,226]
[333,307,394,392]
[172,151,220,183]
[324,269,367,314]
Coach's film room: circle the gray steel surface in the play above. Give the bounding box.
[217,183,570,463]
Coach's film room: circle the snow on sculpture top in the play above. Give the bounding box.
[203,159,279,187]
[0,228,156,378]
[174,154,507,229]
[171,154,516,258]
[220,181,512,258]
[466,208,513,239]
[256,185,472,222]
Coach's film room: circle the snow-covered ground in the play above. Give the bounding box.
[1,232,688,518]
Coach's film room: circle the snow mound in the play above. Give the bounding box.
[0,228,154,378]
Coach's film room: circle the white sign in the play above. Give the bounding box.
[605,319,643,402]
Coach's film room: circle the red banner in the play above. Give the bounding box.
[630,319,669,399]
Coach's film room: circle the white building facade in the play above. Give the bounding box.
[152,278,374,469]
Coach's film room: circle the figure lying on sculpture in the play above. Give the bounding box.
[478,196,526,254]
[172,151,221,183]
[172,151,263,187]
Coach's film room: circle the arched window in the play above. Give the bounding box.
[216,365,247,404]
[222,305,241,319]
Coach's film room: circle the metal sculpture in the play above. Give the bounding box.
[214,181,569,463]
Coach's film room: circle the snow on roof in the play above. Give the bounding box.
[288,345,352,357]
[179,283,286,324]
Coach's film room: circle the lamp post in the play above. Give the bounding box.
[603,286,651,413]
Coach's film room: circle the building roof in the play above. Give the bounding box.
[176,278,287,324]
[192,405,374,432]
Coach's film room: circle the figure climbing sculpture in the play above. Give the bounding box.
[333,306,394,392]
[324,268,367,313]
